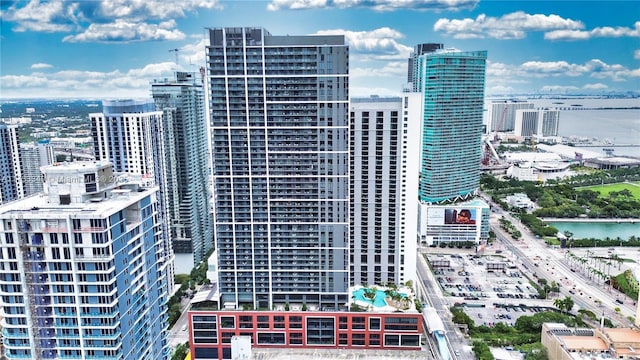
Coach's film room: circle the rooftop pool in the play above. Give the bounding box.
[352,288,408,308]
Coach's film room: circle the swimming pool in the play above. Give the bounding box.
[352,288,388,307]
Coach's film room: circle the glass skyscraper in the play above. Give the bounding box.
[152,72,214,268]
[206,27,349,310]
[414,49,487,203]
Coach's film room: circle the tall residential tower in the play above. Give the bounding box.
[349,96,420,287]
[0,125,23,203]
[414,49,487,203]
[151,72,214,268]
[0,162,170,360]
[206,27,349,310]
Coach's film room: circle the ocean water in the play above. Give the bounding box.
[528,98,640,158]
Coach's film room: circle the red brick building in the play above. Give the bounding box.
[188,311,424,359]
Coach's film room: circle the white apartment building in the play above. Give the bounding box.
[349,95,421,287]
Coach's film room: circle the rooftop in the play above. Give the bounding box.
[601,327,640,344]
[559,336,608,351]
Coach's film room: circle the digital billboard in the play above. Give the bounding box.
[443,208,476,225]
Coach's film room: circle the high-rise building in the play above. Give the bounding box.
[0,161,170,360]
[407,43,443,92]
[89,99,174,287]
[349,96,420,287]
[414,48,487,204]
[90,99,161,177]
[514,108,560,138]
[488,100,535,133]
[0,125,23,203]
[151,72,214,268]
[206,27,349,310]
[20,141,54,196]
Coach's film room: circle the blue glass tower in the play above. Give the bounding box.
[415,49,487,203]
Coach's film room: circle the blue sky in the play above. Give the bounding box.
[1,0,639,99]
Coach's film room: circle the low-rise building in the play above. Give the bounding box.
[542,323,640,360]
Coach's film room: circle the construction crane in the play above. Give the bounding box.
[169,48,180,67]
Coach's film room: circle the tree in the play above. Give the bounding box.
[171,342,189,360]
[553,296,574,314]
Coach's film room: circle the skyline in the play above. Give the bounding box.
[1,0,639,99]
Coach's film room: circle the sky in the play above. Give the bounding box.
[0,0,639,99]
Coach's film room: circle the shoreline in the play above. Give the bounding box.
[541,217,639,223]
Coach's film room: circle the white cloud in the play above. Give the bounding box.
[2,0,220,42]
[545,21,640,40]
[268,0,328,11]
[0,62,179,98]
[635,50,640,60]
[2,0,75,32]
[520,59,639,81]
[62,19,186,43]
[315,27,412,60]
[434,11,583,39]
[96,0,222,21]
[582,83,608,90]
[31,63,54,69]
[178,39,208,68]
[268,0,477,11]
[350,61,407,78]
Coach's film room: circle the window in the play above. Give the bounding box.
[257,333,285,345]
[220,316,235,329]
[384,334,399,346]
[369,317,381,331]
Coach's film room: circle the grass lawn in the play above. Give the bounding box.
[578,182,640,200]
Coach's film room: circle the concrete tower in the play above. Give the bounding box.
[206,27,349,310]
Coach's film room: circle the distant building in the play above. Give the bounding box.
[407,43,443,92]
[90,99,161,177]
[0,162,170,359]
[487,100,535,133]
[541,323,640,360]
[151,72,214,267]
[506,162,571,182]
[349,95,420,287]
[514,108,560,137]
[19,142,54,196]
[0,125,23,203]
[505,193,535,212]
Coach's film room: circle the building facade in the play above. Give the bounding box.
[187,310,423,360]
[90,99,162,178]
[487,100,535,133]
[0,162,170,359]
[349,96,420,287]
[206,27,350,310]
[151,72,214,266]
[0,125,23,203]
[514,108,560,138]
[414,49,487,204]
[20,141,54,196]
[417,200,490,246]
[407,43,444,92]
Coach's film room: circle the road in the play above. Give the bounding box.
[167,294,193,350]
[416,252,474,360]
[487,200,635,326]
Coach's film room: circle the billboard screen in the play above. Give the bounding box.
[443,208,477,225]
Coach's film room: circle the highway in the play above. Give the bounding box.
[488,202,635,326]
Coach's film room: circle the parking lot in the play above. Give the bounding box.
[427,251,555,327]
